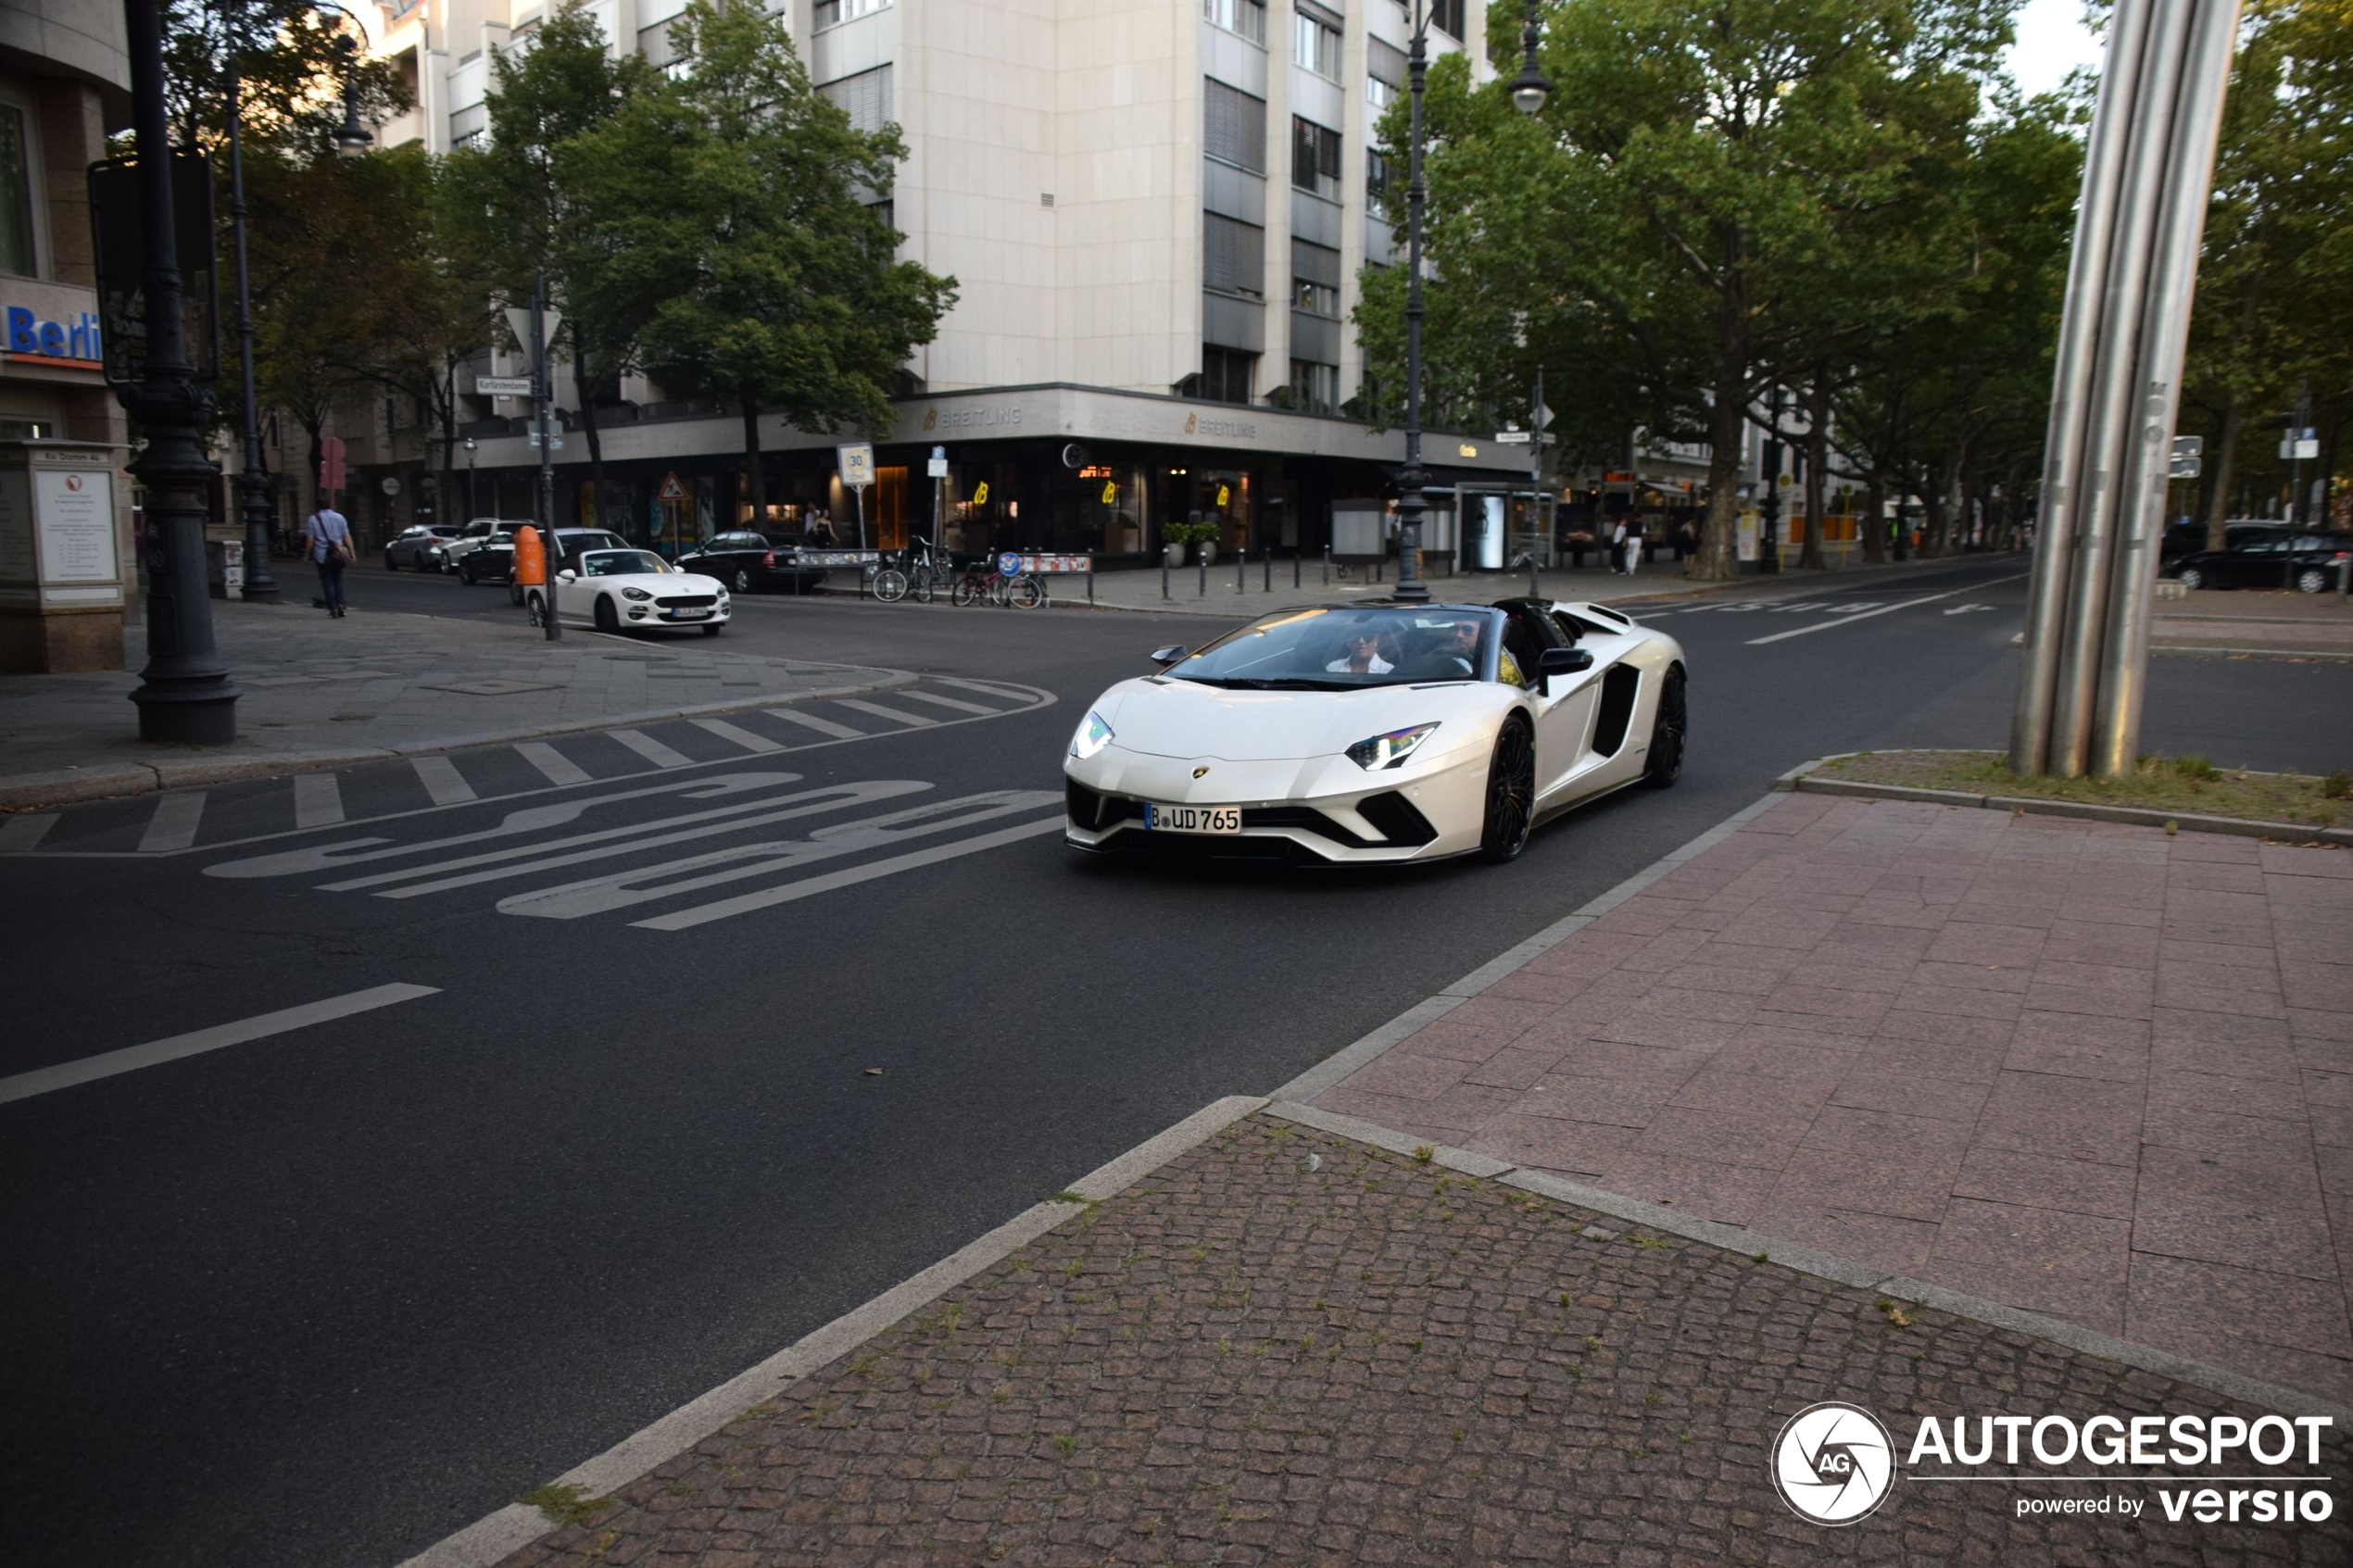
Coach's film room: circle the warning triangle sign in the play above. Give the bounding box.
[658,471,687,502]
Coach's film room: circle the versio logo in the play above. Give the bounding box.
[1772,1401,1897,1525]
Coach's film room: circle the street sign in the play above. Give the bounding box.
[927,445,948,479]
[837,443,875,487]
[1534,400,1554,431]
[2171,456,2202,479]
[2171,434,2203,458]
[1493,430,1531,445]
[657,471,687,502]
[319,435,346,493]
[2280,429,2319,460]
[474,375,532,397]
[502,306,561,353]
[525,431,564,450]
[380,475,400,496]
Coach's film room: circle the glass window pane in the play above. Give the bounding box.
[0,105,33,277]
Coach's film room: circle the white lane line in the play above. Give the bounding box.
[0,983,440,1106]
[609,728,695,769]
[515,741,592,787]
[410,755,478,807]
[1744,575,2024,645]
[836,698,937,728]
[929,676,1034,702]
[894,688,1005,718]
[0,812,57,852]
[634,816,1067,931]
[139,792,207,853]
[689,718,785,754]
[763,707,865,740]
[293,772,346,830]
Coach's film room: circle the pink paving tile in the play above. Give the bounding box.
[2318,1142,2353,1198]
[1925,923,2047,967]
[2001,1025,2151,1085]
[1973,1072,2145,1165]
[1707,918,1843,953]
[1890,981,2028,1022]
[1801,1103,1975,1161]
[1911,1255,2125,1336]
[2264,843,2353,878]
[1952,1147,2139,1220]
[2032,959,2158,997]
[2165,888,2274,924]
[2291,1007,2353,1043]
[1311,1085,1439,1132]
[1514,1073,1678,1128]
[2133,1145,2338,1280]
[1588,1010,1744,1053]
[1339,1050,1475,1102]
[1475,968,1602,1007]
[2126,1253,2353,1362]
[1634,1104,1814,1171]
[1650,960,1791,997]
[2155,981,2290,1021]
[1708,1035,1859,1085]
[1383,1018,1529,1066]
[1828,1068,1993,1123]
[2165,959,2285,997]
[2168,834,2264,864]
[2046,922,2162,968]
[2152,1005,2295,1060]
[1591,1151,1781,1227]
[1586,898,1701,937]
[1440,995,1568,1039]
[1664,1069,1837,1117]
[2160,935,2284,970]
[1749,1204,1941,1274]
[1411,1081,1531,1134]
[2140,1103,2314,1160]
[1748,1006,1889,1041]
[2306,1067,2353,1117]
[1931,1197,2132,1284]
[1768,1146,1961,1223]
[2170,860,2268,895]
[1873,1009,2020,1052]
[1783,960,1912,996]
[1634,985,1763,1024]
[1613,927,1718,972]
[1461,1044,1571,1092]
[2284,962,2353,1013]
[2057,898,2163,929]
[1843,898,1948,932]
[1757,982,1901,1023]
[1909,960,2033,995]
[2020,982,2155,1022]
[1548,1037,1713,1086]
[1461,1112,1638,1177]
[2144,1067,2308,1122]
[1863,1036,2014,1087]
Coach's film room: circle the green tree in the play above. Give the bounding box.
[163,1,408,156]
[563,0,956,523]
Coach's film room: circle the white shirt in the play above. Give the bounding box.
[1326,653,1394,673]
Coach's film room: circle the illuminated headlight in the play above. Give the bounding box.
[622,586,652,601]
[1346,722,1439,770]
[1069,710,1114,759]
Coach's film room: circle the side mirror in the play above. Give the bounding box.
[1538,646,1593,693]
[557,569,578,583]
[1150,645,1188,666]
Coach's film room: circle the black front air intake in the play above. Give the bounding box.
[1354,790,1439,847]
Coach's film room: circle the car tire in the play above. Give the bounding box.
[594,596,620,633]
[731,567,753,594]
[510,583,523,607]
[2178,566,2205,591]
[701,622,722,636]
[1644,664,1687,788]
[2296,568,2328,596]
[525,591,546,627]
[1477,718,1537,865]
[459,562,476,585]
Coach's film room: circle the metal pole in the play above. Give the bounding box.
[121,0,237,742]
[1161,547,1169,600]
[2089,0,2241,776]
[1393,2,1432,604]
[1236,542,1244,593]
[2011,0,2158,773]
[1294,546,1301,589]
[1323,543,1330,584]
[533,270,559,640]
[1263,544,1270,592]
[225,52,278,603]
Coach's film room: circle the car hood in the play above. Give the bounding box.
[1095,677,1486,762]
[583,571,724,594]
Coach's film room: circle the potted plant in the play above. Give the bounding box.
[1163,519,1218,566]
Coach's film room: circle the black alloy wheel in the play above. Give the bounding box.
[593,596,620,633]
[1478,718,1537,864]
[1644,664,1687,788]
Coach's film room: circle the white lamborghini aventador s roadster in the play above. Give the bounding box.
[1063,597,1687,865]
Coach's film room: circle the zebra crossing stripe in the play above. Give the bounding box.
[689,718,783,754]
[410,755,477,806]
[763,707,863,740]
[293,773,346,830]
[836,698,937,728]
[610,729,695,769]
[894,688,1003,718]
[139,792,207,853]
[515,742,592,787]
[0,812,57,852]
[930,677,1034,702]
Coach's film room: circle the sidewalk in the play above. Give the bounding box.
[2154,586,2353,657]
[0,598,902,809]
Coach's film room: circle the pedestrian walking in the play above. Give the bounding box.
[304,503,354,617]
[1613,517,1643,576]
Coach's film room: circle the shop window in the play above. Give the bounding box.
[1289,360,1338,414]
[0,103,36,277]
[1202,211,1265,298]
[1204,79,1267,172]
[1291,116,1340,201]
[1201,345,1257,405]
[1292,9,1340,79]
[1202,0,1267,44]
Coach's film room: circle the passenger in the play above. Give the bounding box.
[1326,629,1393,675]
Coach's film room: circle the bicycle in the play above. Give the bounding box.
[949,558,1046,608]
[872,535,955,604]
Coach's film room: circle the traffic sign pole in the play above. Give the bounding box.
[532,271,559,641]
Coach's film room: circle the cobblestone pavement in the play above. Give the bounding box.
[497,1116,2347,1567]
[1313,794,2353,1405]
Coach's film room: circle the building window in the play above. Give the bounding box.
[1367,37,1404,108]
[1204,79,1267,172]
[0,103,34,278]
[1202,0,1267,44]
[1365,148,1392,205]
[1366,74,1393,110]
[1203,211,1265,298]
[814,0,889,29]
[1290,360,1339,414]
[1293,279,1339,317]
[819,64,895,133]
[1431,0,1466,40]
[1291,116,1340,201]
[1202,345,1257,405]
[1292,10,1340,79]
[1291,237,1340,316]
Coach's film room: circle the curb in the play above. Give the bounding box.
[2152,643,2353,660]
[395,1095,1269,1568]
[0,666,917,812]
[1774,752,2353,847]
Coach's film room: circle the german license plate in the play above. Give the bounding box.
[1144,803,1240,834]
[668,608,711,620]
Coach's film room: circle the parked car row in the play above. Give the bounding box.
[2165,521,2352,595]
[377,521,836,596]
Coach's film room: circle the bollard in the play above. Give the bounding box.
[1088,568,1095,606]
[1236,545,1245,594]
[1264,548,1271,593]
[1198,551,1206,597]
[1323,544,1330,585]
[1161,553,1169,600]
[1528,555,1540,598]
[1294,549,1301,590]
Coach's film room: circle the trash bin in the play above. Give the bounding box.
[206,538,245,599]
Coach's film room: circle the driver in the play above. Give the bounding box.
[1437,618,1482,673]
[1326,627,1393,675]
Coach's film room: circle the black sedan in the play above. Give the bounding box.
[448,527,627,596]
[675,530,829,594]
[2174,530,2352,595]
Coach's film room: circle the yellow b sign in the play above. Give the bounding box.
[1100,480,1117,505]
[972,481,989,507]
[1215,484,1230,508]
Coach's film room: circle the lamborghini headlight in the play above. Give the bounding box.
[1347,722,1439,771]
[1070,710,1114,759]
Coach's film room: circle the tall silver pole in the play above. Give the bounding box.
[2091,0,2242,776]
[1393,1,1431,604]
[534,270,560,640]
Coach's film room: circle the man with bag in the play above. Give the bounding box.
[303,503,354,618]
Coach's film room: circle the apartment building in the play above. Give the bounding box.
[342,0,1550,565]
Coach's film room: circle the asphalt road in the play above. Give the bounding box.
[3,557,2345,1568]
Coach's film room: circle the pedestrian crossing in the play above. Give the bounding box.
[3,677,1054,859]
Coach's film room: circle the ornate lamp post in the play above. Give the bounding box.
[224,43,278,601]
[1395,1,1548,602]
[332,31,374,159]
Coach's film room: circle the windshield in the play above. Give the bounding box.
[1165,607,1493,689]
[578,550,668,577]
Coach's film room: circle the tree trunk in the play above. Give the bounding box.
[741,394,765,524]
[2203,395,2242,550]
[1861,473,1886,563]
[1801,368,1829,571]
[1696,327,1747,578]
[439,364,459,531]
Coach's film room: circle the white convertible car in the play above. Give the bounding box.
[524,547,732,636]
[1063,599,1686,864]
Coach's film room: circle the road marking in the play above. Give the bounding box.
[410,754,478,806]
[1744,575,2024,645]
[893,688,1006,718]
[837,698,937,728]
[0,812,57,852]
[609,728,695,769]
[689,718,784,754]
[763,706,864,740]
[930,677,1034,702]
[139,792,207,853]
[293,772,346,829]
[1944,603,1994,615]
[0,983,439,1106]
[635,815,1068,931]
[515,741,592,787]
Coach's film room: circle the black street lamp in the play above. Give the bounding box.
[224,44,278,602]
[464,435,477,518]
[1395,0,1548,603]
[332,31,373,159]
